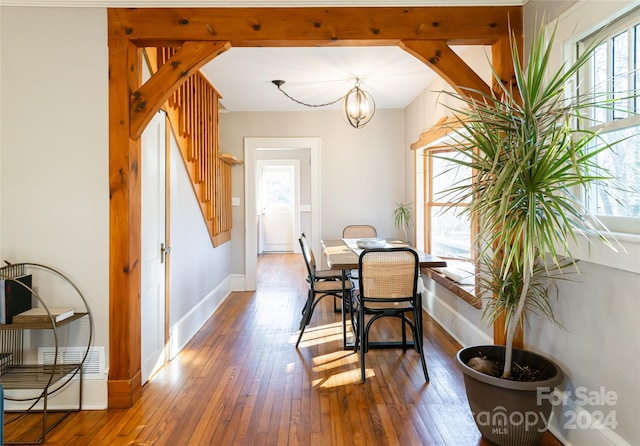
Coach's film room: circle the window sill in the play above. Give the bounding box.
[422,267,480,309]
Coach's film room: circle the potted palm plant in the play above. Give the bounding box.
[393,202,414,244]
[439,22,624,446]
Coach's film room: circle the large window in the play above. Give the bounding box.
[579,8,640,233]
[414,142,478,304]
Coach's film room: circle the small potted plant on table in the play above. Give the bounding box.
[393,202,413,244]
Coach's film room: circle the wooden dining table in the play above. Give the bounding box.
[321,238,447,350]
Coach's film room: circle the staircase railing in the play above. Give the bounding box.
[145,47,240,246]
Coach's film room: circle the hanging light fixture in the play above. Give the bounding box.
[342,78,375,129]
[272,78,376,129]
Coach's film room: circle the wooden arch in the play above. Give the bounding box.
[107,6,522,408]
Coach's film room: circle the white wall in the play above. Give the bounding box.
[220,108,407,273]
[0,7,109,406]
[168,131,232,358]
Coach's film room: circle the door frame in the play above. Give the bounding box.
[244,137,321,291]
[257,159,301,255]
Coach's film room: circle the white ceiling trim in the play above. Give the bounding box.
[0,0,527,7]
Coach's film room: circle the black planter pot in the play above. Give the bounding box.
[456,345,564,446]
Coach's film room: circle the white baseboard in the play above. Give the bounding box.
[229,273,247,291]
[4,376,107,411]
[548,395,631,446]
[169,276,232,360]
[421,289,492,348]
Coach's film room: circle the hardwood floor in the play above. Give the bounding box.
[5,253,562,445]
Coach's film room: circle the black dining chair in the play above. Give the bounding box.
[300,232,342,282]
[354,247,429,383]
[296,234,355,348]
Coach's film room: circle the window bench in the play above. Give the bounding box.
[422,263,481,309]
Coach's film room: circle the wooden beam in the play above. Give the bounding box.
[108,37,143,408]
[130,41,231,140]
[108,7,521,46]
[400,40,491,102]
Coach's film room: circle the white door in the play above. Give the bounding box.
[141,111,167,384]
[258,161,299,253]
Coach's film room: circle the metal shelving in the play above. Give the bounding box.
[0,263,93,444]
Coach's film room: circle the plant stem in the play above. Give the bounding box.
[502,267,530,379]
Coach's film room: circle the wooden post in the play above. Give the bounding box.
[108,36,143,408]
[491,30,524,349]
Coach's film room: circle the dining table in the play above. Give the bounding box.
[321,238,447,350]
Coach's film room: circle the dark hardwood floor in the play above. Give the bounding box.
[5,253,562,445]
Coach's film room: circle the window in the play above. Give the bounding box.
[424,148,474,261]
[414,141,479,305]
[578,8,640,233]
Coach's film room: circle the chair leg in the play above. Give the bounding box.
[401,318,407,352]
[296,290,315,348]
[298,289,312,330]
[413,308,429,382]
[359,302,366,383]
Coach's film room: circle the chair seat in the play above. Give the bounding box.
[315,279,354,293]
[362,300,412,311]
[315,269,342,280]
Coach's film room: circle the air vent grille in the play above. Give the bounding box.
[38,346,104,380]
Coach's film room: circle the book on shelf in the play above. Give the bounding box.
[1,274,33,324]
[12,307,75,324]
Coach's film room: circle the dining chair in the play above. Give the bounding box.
[296,234,355,348]
[342,225,378,281]
[300,232,341,282]
[342,224,377,239]
[354,247,429,383]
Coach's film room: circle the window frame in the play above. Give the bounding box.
[575,6,640,234]
[543,0,640,274]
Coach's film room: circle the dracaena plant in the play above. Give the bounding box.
[439,22,625,378]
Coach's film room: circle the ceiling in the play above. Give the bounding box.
[201,45,469,113]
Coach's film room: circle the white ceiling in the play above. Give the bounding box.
[201,46,465,113]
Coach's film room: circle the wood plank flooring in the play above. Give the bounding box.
[5,253,562,445]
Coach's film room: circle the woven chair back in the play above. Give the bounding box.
[343,225,377,238]
[359,249,418,299]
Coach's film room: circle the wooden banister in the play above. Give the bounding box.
[147,46,241,247]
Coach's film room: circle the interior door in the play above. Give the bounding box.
[258,161,298,252]
[141,111,167,384]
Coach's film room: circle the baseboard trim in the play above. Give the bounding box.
[421,288,492,348]
[168,276,232,359]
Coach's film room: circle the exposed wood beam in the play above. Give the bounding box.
[108,7,521,46]
[130,41,231,140]
[108,37,143,408]
[400,40,491,101]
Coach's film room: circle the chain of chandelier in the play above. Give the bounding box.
[272,78,376,129]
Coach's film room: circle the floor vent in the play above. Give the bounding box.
[38,346,105,380]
